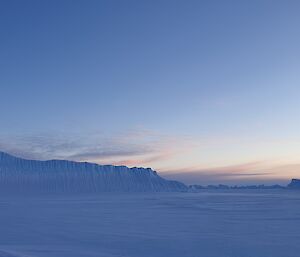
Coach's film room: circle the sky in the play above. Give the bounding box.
[1,0,300,185]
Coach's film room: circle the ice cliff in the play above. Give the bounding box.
[0,151,187,193]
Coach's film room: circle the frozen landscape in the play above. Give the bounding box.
[0,191,300,257]
[0,152,299,257]
[2,1,300,256]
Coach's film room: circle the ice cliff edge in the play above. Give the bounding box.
[0,151,187,193]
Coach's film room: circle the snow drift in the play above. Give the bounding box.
[0,151,187,193]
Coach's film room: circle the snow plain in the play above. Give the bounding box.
[0,190,299,257]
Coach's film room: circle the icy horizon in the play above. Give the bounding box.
[0,150,298,190]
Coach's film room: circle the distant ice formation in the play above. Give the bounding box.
[189,180,300,191]
[0,151,187,193]
[188,184,285,191]
[288,179,300,189]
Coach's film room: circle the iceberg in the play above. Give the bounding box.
[0,151,187,193]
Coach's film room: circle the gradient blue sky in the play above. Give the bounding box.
[1,0,300,185]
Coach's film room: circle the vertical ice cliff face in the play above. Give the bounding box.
[0,151,187,193]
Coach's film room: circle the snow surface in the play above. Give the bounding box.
[0,190,299,257]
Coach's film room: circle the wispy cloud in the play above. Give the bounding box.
[111,152,173,167]
[161,161,298,185]
[1,130,299,185]
[0,129,196,168]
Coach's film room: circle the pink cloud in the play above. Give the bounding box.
[160,161,300,185]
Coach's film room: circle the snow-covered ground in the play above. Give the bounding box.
[0,190,299,257]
